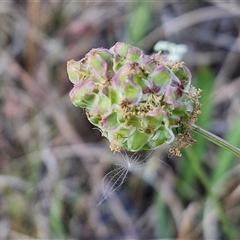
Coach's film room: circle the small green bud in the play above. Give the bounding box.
[67,60,81,84]
[110,42,129,57]
[69,80,95,108]
[121,78,142,104]
[148,65,172,93]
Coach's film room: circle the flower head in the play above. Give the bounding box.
[67,42,201,156]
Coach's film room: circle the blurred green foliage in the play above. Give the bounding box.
[127,2,152,45]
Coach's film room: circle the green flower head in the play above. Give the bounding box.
[67,42,201,156]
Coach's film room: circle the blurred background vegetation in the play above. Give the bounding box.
[1,1,240,239]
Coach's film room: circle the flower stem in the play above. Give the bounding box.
[191,123,240,158]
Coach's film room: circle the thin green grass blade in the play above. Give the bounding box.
[154,192,171,238]
[50,192,65,238]
[212,112,240,185]
[127,2,152,45]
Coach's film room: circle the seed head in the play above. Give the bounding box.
[67,42,201,156]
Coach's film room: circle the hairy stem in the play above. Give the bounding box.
[191,123,240,158]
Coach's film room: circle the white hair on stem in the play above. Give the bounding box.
[97,150,151,206]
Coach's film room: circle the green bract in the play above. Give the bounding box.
[67,42,201,156]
